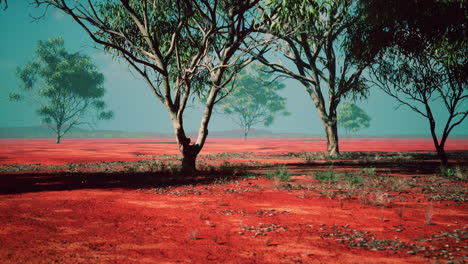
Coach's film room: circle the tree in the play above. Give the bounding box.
[0,0,7,10]
[337,102,370,134]
[370,45,466,166]
[354,0,467,165]
[29,0,267,172]
[256,0,372,156]
[219,64,289,141]
[10,37,113,144]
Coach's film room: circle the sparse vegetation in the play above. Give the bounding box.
[314,170,337,183]
[361,167,376,175]
[345,173,362,186]
[439,166,467,181]
[265,165,291,182]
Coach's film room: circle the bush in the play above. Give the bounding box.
[314,170,336,183]
[440,166,467,181]
[345,173,362,186]
[361,167,376,175]
[266,165,291,182]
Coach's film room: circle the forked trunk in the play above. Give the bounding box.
[309,88,340,157]
[170,85,219,173]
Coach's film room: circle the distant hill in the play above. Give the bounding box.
[0,126,170,139]
[0,126,466,139]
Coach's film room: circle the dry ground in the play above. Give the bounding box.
[0,138,467,263]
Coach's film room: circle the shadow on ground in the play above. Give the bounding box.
[0,171,249,195]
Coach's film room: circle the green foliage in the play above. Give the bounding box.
[350,0,466,59]
[439,166,466,181]
[265,165,291,182]
[259,0,374,156]
[361,167,376,175]
[8,92,21,101]
[218,63,290,139]
[314,170,336,183]
[337,102,371,133]
[13,37,112,142]
[345,173,362,186]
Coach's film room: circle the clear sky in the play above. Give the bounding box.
[1,1,466,136]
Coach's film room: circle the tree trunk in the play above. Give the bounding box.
[243,127,249,141]
[436,146,448,167]
[56,135,61,144]
[427,114,448,166]
[172,123,200,173]
[307,86,340,157]
[324,122,339,157]
[181,145,200,173]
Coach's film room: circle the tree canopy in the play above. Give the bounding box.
[337,102,371,134]
[358,0,467,165]
[256,0,372,156]
[28,0,266,171]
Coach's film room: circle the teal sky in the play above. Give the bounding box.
[1,2,466,136]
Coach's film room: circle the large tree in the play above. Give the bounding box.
[354,0,467,165]
[256,0,372,156]
[10,37,113,144]
[218,63,289,141]
[28,0,266,172]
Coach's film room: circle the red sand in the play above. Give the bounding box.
[0,138,467,263]
[1,138,467,165]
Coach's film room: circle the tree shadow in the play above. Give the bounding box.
[0,171,248,195]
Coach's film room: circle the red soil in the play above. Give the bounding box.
[0,138,467,263]
[1,138,467,165]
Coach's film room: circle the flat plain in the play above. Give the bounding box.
[0,138,467,263]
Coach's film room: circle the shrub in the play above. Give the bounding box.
[345,173,362,186]
[361,167,376,175]
[440,166,467,181]
[266,165,291,182]
[314,170,336,183]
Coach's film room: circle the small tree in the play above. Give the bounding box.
[10,37,113,143]
[337,102,370,134]
[348,0,466,166]
[370,44,466,166]
[219,64,289,141]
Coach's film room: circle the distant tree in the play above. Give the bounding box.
[219,64,289,141]
[10,37,113,144]
[337,102,370,134]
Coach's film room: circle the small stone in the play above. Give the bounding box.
[407,251,416,255]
